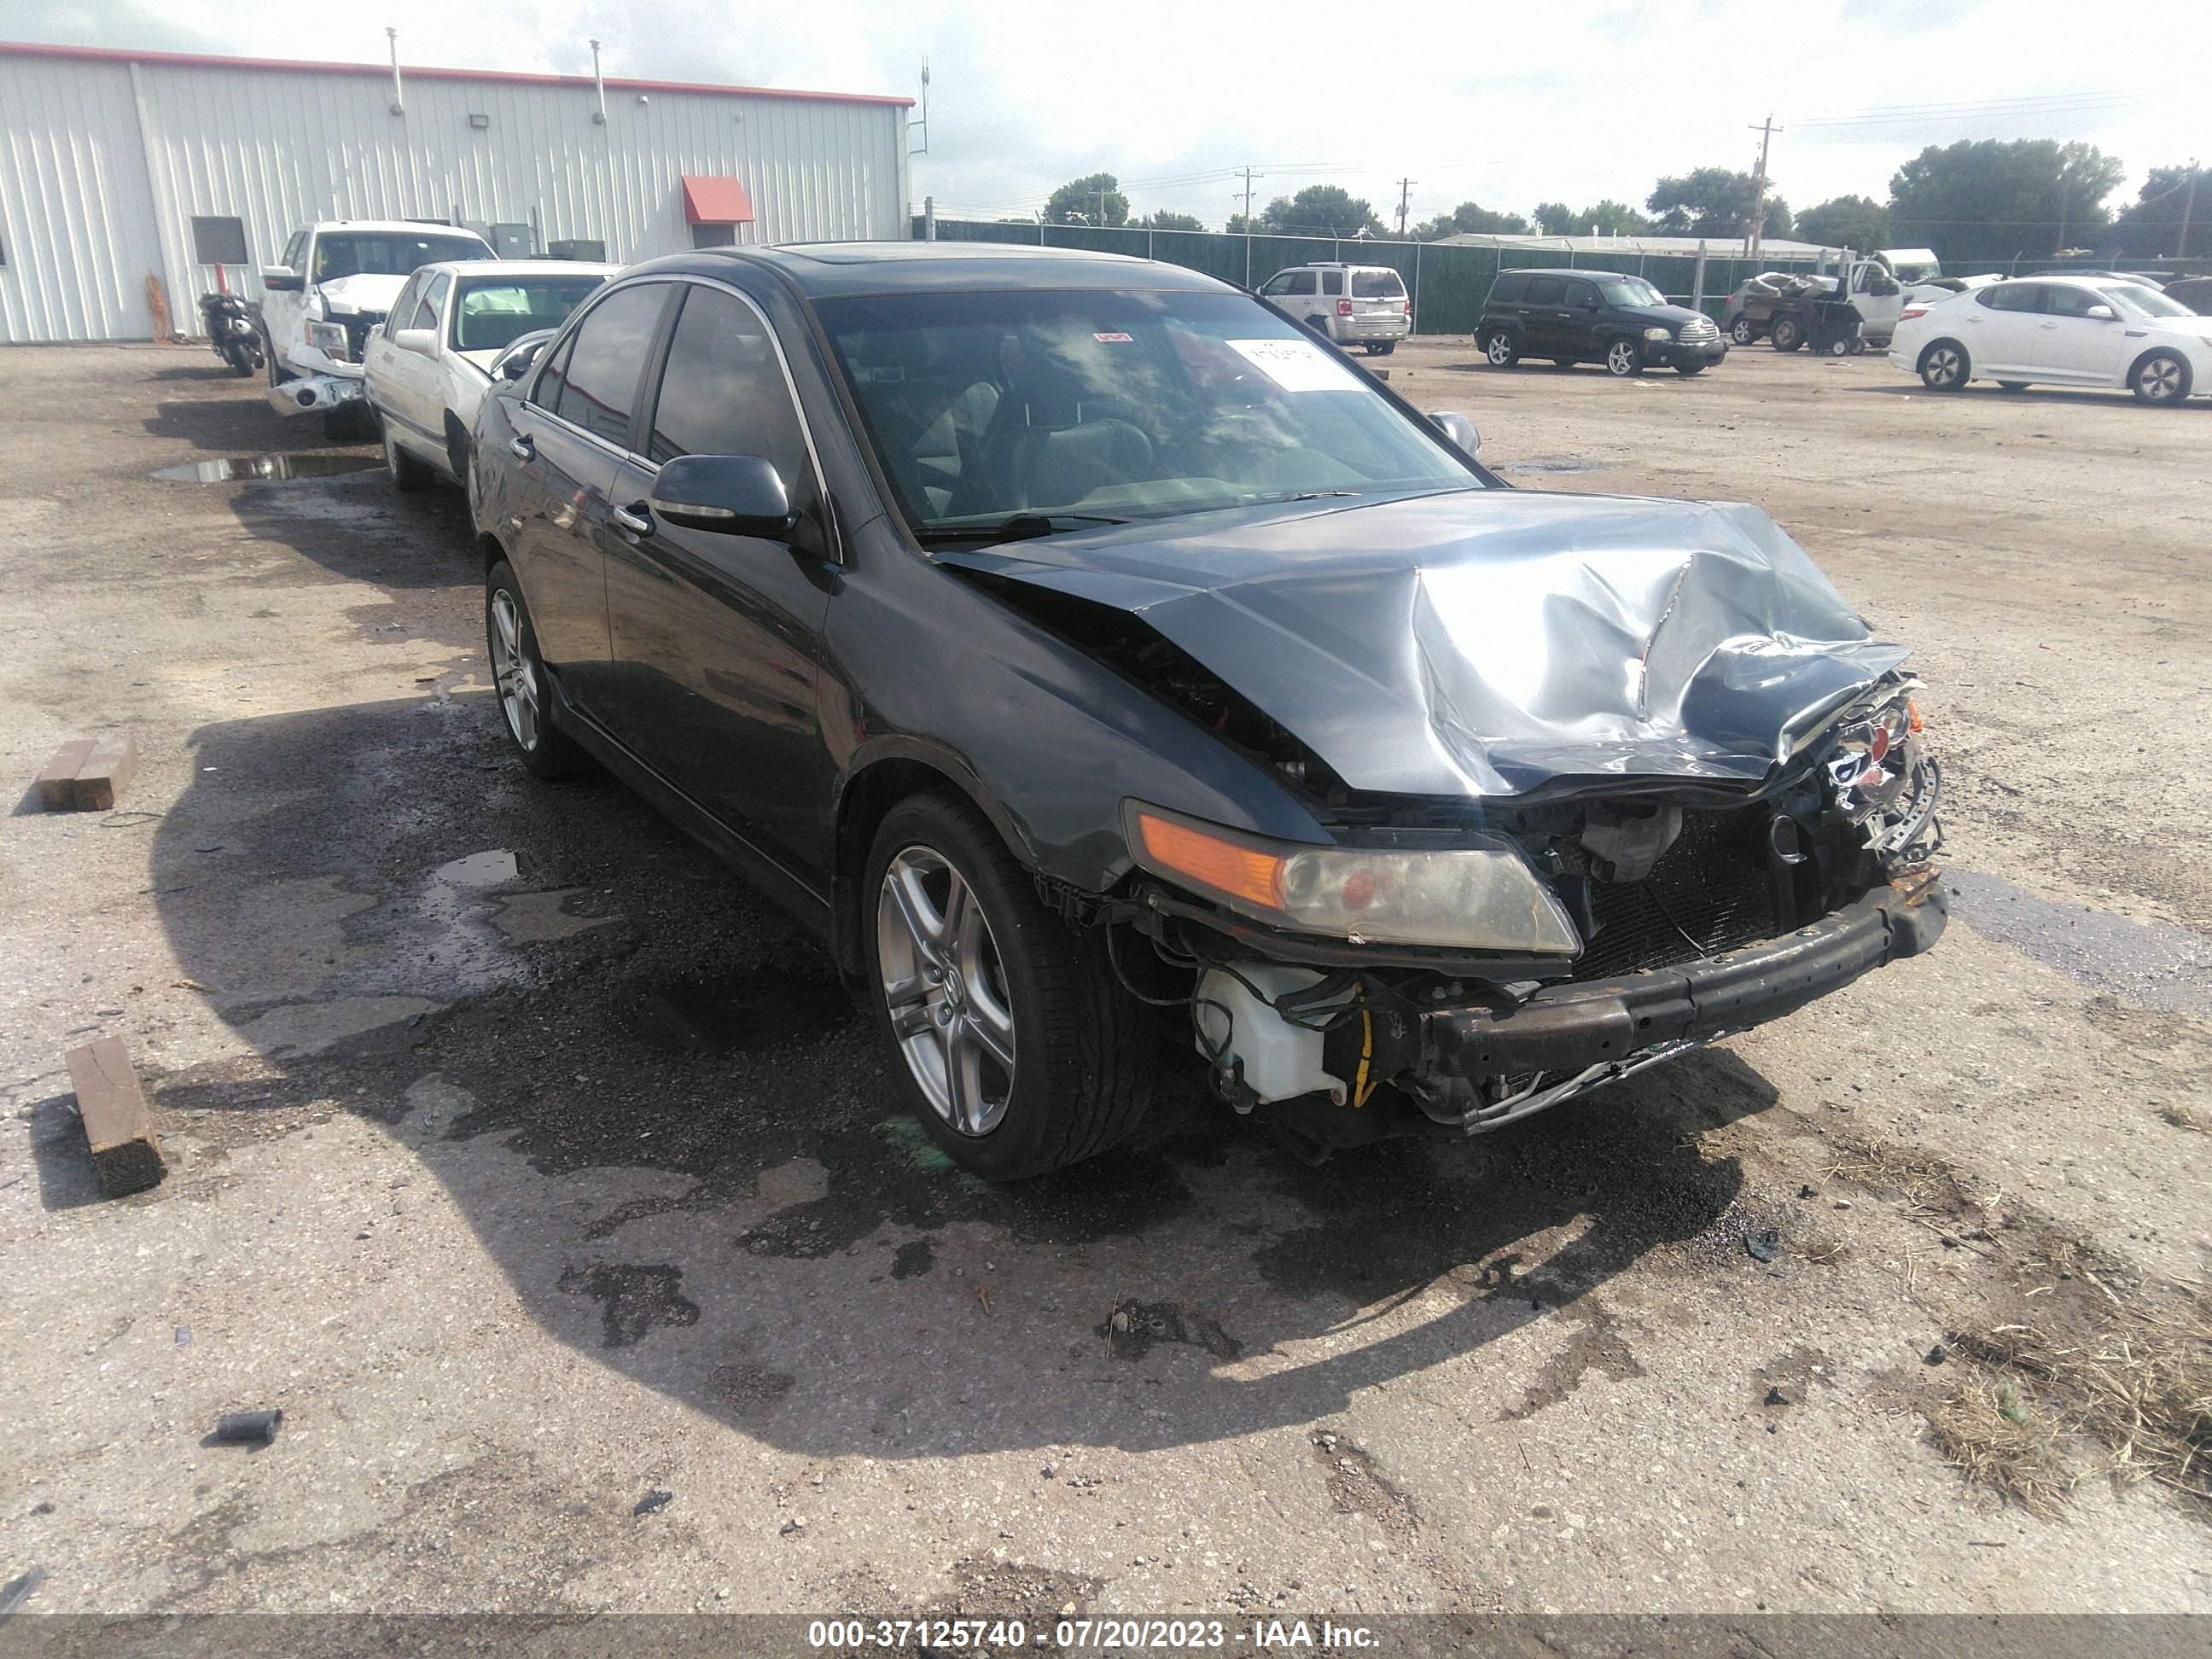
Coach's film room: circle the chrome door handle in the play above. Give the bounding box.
[613,503,654,536]
[508,435,534,460]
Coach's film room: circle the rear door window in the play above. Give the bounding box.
[1321,271,1343,296]
[1976,284,2043,313]
[551,283,670,445]
[1525,275,1563,306]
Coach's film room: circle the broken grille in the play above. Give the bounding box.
[1570,809,1778,981]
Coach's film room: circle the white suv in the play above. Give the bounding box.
[1890,274,2212,405]
[1256,262,1412,355]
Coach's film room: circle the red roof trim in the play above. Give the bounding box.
[0,39,914,108]
[682,176,756,225]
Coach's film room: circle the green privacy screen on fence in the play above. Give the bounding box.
[907,218,1834,334]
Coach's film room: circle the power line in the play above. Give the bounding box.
[1791,90,2149,131]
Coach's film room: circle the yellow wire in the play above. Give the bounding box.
[1353,1008,1376,1108]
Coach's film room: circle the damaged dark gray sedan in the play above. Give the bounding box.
[469,243,1945,1178]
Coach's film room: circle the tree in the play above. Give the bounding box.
[1415,201,1528,239]
[1796,195,1892,251]
[2108,165,2209,259]
[1644,167,1791,240]
[1530,200,1652,236]
[1225,212,1261,236]
[1260,185,1387,238]
[1888,139,2123,261]
[1045,172,1129,226]
[1140,209,1207,232]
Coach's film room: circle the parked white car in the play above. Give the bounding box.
[1889,275,2212,405]
[363,261,616,490]
[259,221,496,439]
[1255,262,1412,355]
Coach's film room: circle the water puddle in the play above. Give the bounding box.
[152,454,379,483]
[1947,870,2212,1016]
[621,965,854,1055]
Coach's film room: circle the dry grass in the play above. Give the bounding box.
[1827,1132,2212,1514]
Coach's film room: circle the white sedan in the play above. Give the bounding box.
[363,260,616,489]
[1889,274,2212,405]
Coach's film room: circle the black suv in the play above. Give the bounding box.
[1479,269,1727,376]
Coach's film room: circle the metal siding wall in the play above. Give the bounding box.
[3,51,906,341]
[0,57,164,343]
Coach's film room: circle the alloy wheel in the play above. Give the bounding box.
[488,588,540,750]
[1606,341,1637,375]
[1924,346,1964,387]
[876,846,1016,1136]
[1487,334,1515,365]
[2138,357,2184,403]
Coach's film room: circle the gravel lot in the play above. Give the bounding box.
[1,337,2207,1621]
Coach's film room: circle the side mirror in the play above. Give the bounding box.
[394,328,438,357]
[650,454,796,538]
[2084,304,2116,321]
[261,268,304,292]
[1429,410,1481,457]
[499,349,537,381]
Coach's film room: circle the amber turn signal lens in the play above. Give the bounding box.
[1135,812,1285,910]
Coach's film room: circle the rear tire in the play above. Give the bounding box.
[1770,315,1805,352]
[1918,340,1970,391]
[865,790,1155,1180]
[1484,331,1521,369]
[1372,341,1395,356]
[486,559,587,780]
[383,424,435,493]
[2130,350,2192,405]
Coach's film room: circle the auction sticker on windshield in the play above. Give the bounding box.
[1227,337,1362,392]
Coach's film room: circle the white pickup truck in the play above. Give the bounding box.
[258,220,496,439]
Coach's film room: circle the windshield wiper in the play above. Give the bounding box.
[911,512,1128,546]
[1248,488,1367,504]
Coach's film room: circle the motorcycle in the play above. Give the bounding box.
[197,290,265,378]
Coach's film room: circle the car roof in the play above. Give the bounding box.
[1496,267,1626,278]
[618,242,1238,300]
[413,259,619,279]
[311,221,492,239]
[1274,260,1402,270]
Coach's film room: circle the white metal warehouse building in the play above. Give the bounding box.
[0,41,913,343]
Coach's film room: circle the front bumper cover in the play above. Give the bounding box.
[1426,869,1946,1081]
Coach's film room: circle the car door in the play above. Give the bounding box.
[387,272,451,449]
[1561,278,1606,357]
[1521,274,1569,355]
[363,272,422,422]
[260,229,310,358]
[1959,282,2043,375]
[1279,270,1321,334]
[602,278,837,885]
[1850,262,1902,339]
[504,280,674,719]
[1255,271,1295,322]
[2034,284,2131,382]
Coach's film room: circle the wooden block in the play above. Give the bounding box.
[64,1037,166,1197]
[36,739,95,810]
[69,733,139,812]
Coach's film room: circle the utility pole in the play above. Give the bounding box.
[1097,184,1109,228]
[1237,166,1262,287]
[1747,115,1779,259]
[2180,160,2200,259]
[1395,177,1417,239]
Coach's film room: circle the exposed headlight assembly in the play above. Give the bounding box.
[306,320,352,362]
[1124,802,1582,954]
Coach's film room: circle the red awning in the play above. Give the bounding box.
[682,176,756,225]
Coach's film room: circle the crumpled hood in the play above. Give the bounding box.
[944,489,1908,800]
[314,273,409,316]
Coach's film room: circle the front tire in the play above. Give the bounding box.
[2131,350,2192,405]
[1484,331,1520,369]
[1676,361,1708,376]
[866,791,1155,1180]
[1604,338,1643,376]
[1730,316,1757,344]
[485,560,586,780]
[1918,340,1970,391]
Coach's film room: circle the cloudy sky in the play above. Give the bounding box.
[16,0,2207,231]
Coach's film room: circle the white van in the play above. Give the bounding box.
[1255,262,1412,355]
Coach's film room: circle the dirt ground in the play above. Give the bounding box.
[1,336,2208,1621]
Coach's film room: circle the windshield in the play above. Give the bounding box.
[1594,276,1665,307]
[452,276,607,352]
[1351,268,1406,299]
[816,288,1480,535]
[314,231,490,282]
[2104,283,2193,320]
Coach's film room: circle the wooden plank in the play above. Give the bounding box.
[69,733,138,812]
[63,1037,166,1197]
[36,739,95,810]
